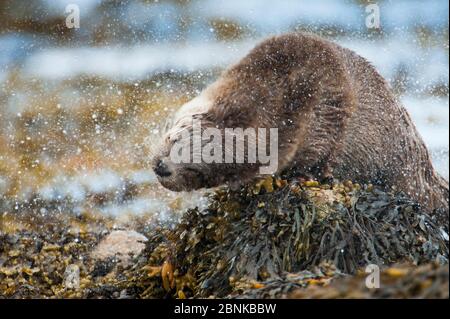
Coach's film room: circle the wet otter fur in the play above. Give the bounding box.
[152,33,449,213]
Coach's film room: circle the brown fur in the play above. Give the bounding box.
[153,33,449,213]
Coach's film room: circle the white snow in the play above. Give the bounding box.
[402,96,449,179]
[23,41,257,81]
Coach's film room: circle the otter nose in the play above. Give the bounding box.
[154,159,172,177]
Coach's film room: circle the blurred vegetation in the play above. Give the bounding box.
[0,69,218,198]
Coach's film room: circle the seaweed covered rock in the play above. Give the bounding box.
[288,263,449,299]
[0,211,113,298]
[141,178,449,298]
[230,262,449,299]
[0,178,448,299]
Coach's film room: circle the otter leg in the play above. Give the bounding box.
[317,162,335,184]
[292,165,334,185]
[319,174,334,185]
[305,157,335,185]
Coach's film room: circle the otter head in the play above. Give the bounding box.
[151,93,249,192]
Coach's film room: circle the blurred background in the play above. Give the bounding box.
[0,0,448,219]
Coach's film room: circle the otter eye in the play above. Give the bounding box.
[166,135,180,143]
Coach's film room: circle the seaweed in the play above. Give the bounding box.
[287,263,449,299]
[142,178,448,298]
[0,178,448,299]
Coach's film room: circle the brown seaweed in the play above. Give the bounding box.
[0,178,448,299]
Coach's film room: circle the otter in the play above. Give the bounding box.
[152,33,449,213]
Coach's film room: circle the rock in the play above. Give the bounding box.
[119,289,132,299]
[91,230,148,266]
[63,264,80,289]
